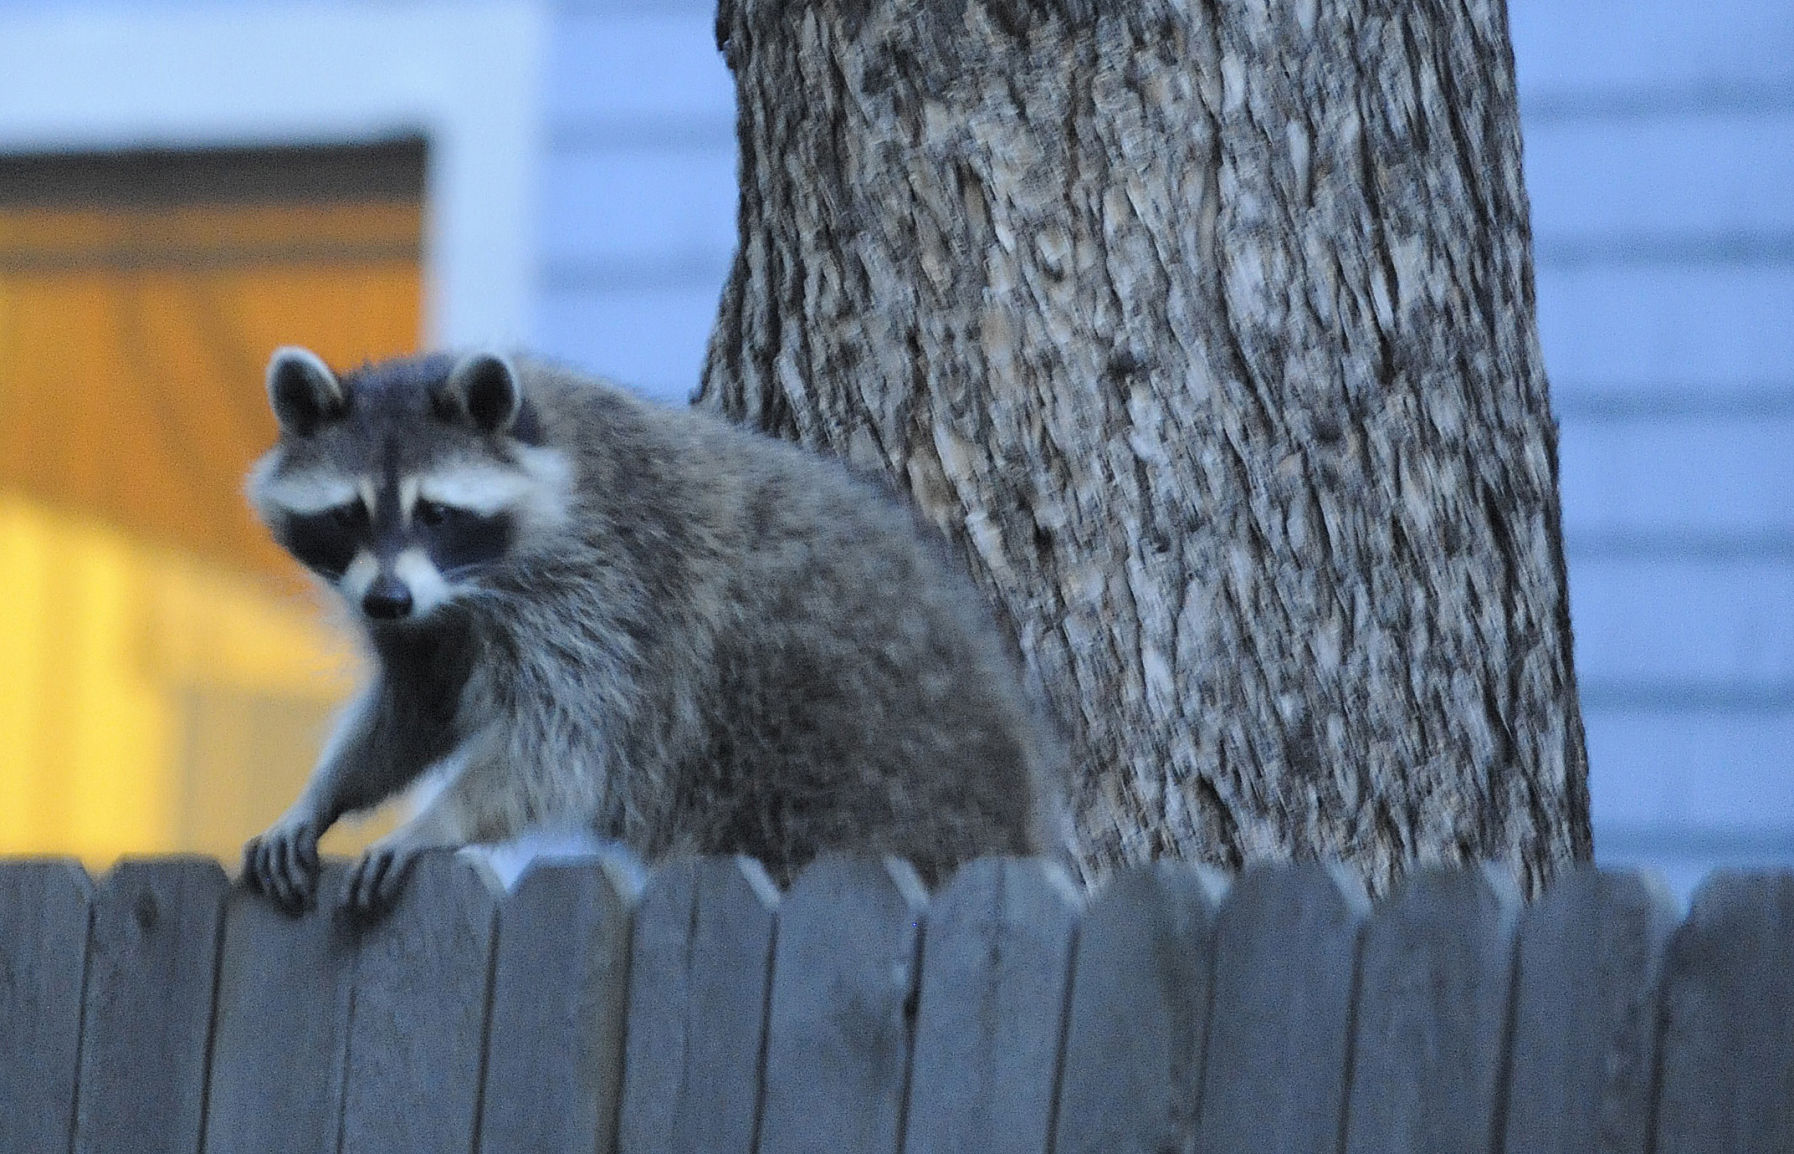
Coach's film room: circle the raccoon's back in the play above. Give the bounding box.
[514,364,1059,881]
[653,415,1055,881]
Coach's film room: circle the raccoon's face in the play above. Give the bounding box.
[248,347,572,625]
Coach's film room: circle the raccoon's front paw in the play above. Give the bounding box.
[243,814,323,912]
[342,839,423,920]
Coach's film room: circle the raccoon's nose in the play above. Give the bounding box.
[362,577,414,620]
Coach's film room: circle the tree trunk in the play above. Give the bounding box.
[699,0,1592,896]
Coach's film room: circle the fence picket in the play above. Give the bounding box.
[479,856,641,1154]
[338,852,501,1154]
[0,860,91,1154]
[616,856,780,1154]
[1500,867,1676,1154]
[1654,869,1794,1153]
[757,856,927,1154]
[1195,862,1368,1154]
[5,852,1794,1153]
[1342,865,1520,1154]
[202,864,356,1154]
[72,857,227,1154]
[903,857,1083,1154]
[1051,863,1225,1154]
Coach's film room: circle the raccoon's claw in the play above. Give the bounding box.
[243,817,322,912]
[343,842,419,919]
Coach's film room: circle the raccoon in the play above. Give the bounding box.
[242,347,1061,914]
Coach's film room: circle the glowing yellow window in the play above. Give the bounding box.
[0,141,423,866]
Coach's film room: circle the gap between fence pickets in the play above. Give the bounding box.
[1,853,1791,1154]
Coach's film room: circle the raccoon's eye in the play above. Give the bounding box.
[415,499,450,527]
[327,502,364,529]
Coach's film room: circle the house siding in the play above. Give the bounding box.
[4,0,1785,893]
[1513,0,1794,893]
[534,1,734,400]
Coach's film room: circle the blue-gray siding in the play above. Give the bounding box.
[535,2,735,400]
[1513,0,1794,892]
[534,0,1794,895]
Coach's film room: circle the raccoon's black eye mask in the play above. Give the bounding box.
[328,502,368,530]
[423,507,515,575]
[415,499,454,528]
[282,504,365,579]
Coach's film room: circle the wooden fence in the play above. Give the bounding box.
[1,853,1790,1154]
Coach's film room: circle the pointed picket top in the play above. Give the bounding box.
[618,855,781,1154]
[904,856,1084,1154]
[0,859,92,1154]
[758,855,929,1154]
[1196,860,1369,1154]
[1052,860,1226,1154]
[338,851,503,1154]
[480,852,642,1154]
[1655,869,1794,1153]
[4,850,1792,1154]
[74,857,228,1154]
[1501,866,1677,1154]
[204,862,357,1154]
[1343,863,1521,1154]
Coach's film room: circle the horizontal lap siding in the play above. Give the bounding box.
[1511,0,1794,888]
[1535,265,1794,386]
[1510,0,1794,94]
[1560,418,1794,541]
[536,286,730,403]
[535,4,735,402]
[537,1,1794,884]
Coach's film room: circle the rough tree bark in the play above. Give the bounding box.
[699,0,1591,895]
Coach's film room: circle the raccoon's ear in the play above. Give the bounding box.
[440,352,522,435]
[267,347,346,436]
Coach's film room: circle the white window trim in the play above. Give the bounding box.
[0,2,546,349]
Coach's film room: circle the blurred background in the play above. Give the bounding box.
[0,0,1785,898]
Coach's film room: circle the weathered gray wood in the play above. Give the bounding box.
[23,851,1794,1154]
[1654,869,1794,1153]
[73,857,227,1154]
[1343,865,1520,1154]
[479,855,641,1154]
[202,863,356,1154]
[757,856,927,1154]
[1195,862,1368,1154]
[0,859,92,1154]
[616,856,780,1154]
[903,857,1084,1154]
[1052,862,1226,1154]
[338,852,501,1154]
[1501,867,1677,1154]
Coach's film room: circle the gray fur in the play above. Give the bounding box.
[243,350,1063,913]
